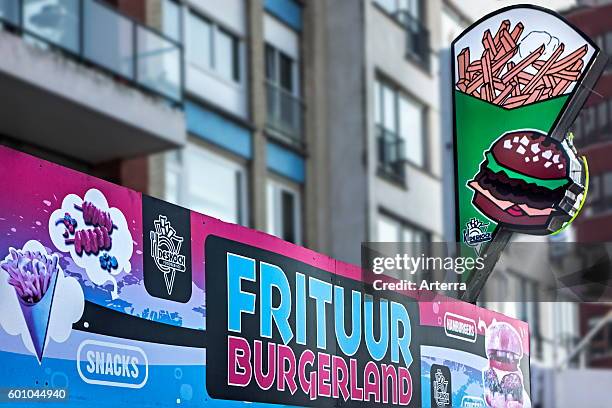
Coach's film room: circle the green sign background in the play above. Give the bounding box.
[454,91,570,243]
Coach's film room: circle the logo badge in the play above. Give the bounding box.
[143,195,192,302]
[150,215,185,295]
[431,365,451,407]
[462,218,491,255]
[430,364,452,408]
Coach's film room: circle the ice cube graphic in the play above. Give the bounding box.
[17,269,58,363]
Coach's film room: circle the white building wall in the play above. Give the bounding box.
[365,0,444,241]
[264,14,300,60]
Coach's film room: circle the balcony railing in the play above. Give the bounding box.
[266,81,304,147]
[395,10,430,70]
[0,0,182,103]
[377,126,406,182]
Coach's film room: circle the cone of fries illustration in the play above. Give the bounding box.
[1,248,60,362]
[452,6,607,301]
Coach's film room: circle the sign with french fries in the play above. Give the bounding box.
[452,5,607,258]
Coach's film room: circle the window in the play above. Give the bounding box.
[586,171,612,216]
[186,11,241,83]
[161,0,181,42]
[377,212,430,280]
[375,78,426,180]
[267,180,302,244]
[572,100,611,146]
[187,13,212,69]
[265,44,303,144]
[377,212,429,244]
[375,0,421,18]
[374,0,429,68]
[184,145,248,225]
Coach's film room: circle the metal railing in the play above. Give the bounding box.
[0,0,182,103]
[377,126,406,182]
[266,81,304,147]
[395,10,430,70]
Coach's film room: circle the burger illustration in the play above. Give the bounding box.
[468,130,585,234]
[483,322,531,408]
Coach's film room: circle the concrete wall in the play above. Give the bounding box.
[303,0,331,254]
[325,0,368,264]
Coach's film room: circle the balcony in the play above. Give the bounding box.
[1,0,182,102]
[395,11,430,70]
[0,0,186,163]
[377,126,406,183]
[266,81,304,148]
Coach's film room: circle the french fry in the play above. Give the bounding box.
[493,20,511,46]
[502,44,545,84]
[510,22,524,42]
[458,48,469,81]
[523,43,565,94]
[455,19,588,108]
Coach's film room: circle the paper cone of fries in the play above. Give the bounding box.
[18,269,58,363]
[1,248,61,362]
[452,5,607,248]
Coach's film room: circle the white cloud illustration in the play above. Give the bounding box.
[0,240,84,359]
[48,189,133,299]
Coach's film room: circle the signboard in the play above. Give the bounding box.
[0,146,531,407]
[452,5,606,251]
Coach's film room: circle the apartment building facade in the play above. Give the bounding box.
[147,0,328,251]
[0,0,332,252]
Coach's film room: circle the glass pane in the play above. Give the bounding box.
[408,0,420,18]
[583,107,595,134]
[266,183,276,235]
[589,175,600,201]
[84,0,134,78]
[137,26,181,101]
[606,32,612,55]
[23,0,79,53]
[0,0,20,25]
[598,102,607,129]
[161,0,180,42]
[376,0,396,14]
[187,13,211,69]
[279,52,293,92]
[378,215,400,241]
[383,85,396,132]
[265,44,276,81]
[281,190,296,243]
[374,80,382,125]
[604,173,612,197]
[399,95,424,167]
[186,149,243,224]
[216,28,235,81]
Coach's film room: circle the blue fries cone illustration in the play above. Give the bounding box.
[18,268,58,362]
[1,248,61,362]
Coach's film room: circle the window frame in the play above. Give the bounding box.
[586,171,612,216]
[185,8,243,85]
[265,43,300,97]
[376,210,431,245]
[374,76,428,172]
[267,178,302,245]
[181,143,249,226]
